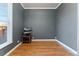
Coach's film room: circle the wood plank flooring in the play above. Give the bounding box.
[9,41,72,56]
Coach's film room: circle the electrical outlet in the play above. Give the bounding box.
[17,40,20,43]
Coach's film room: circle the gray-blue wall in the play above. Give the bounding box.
[24,9,56,39]
[0,3,78,55]
[13,3,24,43]
[56,3,77,51]
[0,3,24,55]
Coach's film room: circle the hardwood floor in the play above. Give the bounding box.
[9,41,72,56]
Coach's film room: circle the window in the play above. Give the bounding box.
[0,3,13,49]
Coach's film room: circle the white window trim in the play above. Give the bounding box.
[0,3,13,49]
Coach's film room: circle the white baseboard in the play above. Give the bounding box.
[32,39,78,55]
[56,39,78,55]
[32,39,57,41]
[4,39,78,56]
[4,42,22,56]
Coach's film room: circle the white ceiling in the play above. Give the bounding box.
[21,3,61,9]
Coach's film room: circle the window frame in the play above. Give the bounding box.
[0,3,13,49]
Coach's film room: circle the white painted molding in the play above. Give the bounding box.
[4,39,56,56]
[4,42,22,56]
[56,39,78,55]
[7,3,13,45]
[20,3,25,9]
[23,7,58,9]
[55,3,62,9]
[32,39,57,41]
[4,39,78,56]
[0,3,13,49]
[77,4,79,55]
[20,3,61,9]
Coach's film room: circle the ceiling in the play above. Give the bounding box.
[21,3,61,9]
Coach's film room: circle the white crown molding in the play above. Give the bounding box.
[23,7,57,9]
[20,3,61,9]
[20,3,25,9]
[55,3,62,9]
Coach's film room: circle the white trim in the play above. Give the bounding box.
[77,4,79,54]
[55,3,62,9]
[24,8,55,9]
[0,3,13,49]
[23,7,58,9]
[8,3,13,44]
[20,3,25,9]
[32,39,57,41]
[56,39,78,55]
[0,42,12,50]
[4,39,78,56]
[4,42,22,56]
[20,3,61,9]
